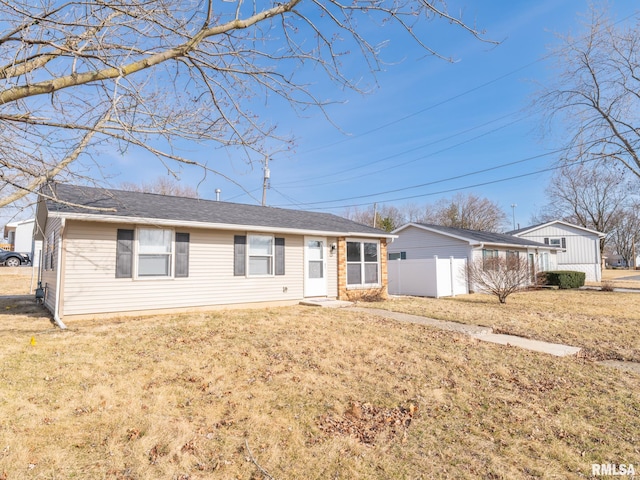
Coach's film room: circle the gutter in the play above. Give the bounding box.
[52,218,67,330]
[48,211,397,240]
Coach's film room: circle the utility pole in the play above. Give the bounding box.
[511,204,517,231]
[261,156,270,207]
[373,202,377,228]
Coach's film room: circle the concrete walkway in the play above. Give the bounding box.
[352,307,581,357]
[299,298,354,308]
[305,303,640,372]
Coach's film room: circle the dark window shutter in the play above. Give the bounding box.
[275,237,285,276]
[175,232,190,278]
[543,237,549,245]
[561,237,566,249]
[234,235,246,276]
[116,229,134,278]
[50,233,56,270]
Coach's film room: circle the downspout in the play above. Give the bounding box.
[52,218,67,330]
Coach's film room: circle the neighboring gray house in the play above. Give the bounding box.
[508,220,605,282]
[605,253,638,269]
[388,223,558,297]
[34,184,394,322]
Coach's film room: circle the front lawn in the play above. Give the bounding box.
[0,294,638,479]
[367,290,640,362]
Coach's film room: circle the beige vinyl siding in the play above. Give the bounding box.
[389,226,471,259]
[61,221,306,316]
[326,236,338,297]
[41,217,62,313]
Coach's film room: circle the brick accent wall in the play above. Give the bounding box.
[380,238,388,297]
[337,237,388,301]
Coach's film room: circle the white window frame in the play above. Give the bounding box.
[548,238,562,248]
[247,234,274,277]
[388,251,406,260]
[135,227,174,279]
[346,239,381,288]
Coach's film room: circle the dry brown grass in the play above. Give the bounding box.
[587,268,640,290]
[0,267,36,295]
[375,290,640,362]
[0,289,639,479]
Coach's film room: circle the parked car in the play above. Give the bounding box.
[0,248,30,266]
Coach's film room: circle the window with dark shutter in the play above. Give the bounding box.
[116,229,134,278]
[561,237,566,250]
[234,235,246,276]
[50,232,56,270]
[544,238,549,245]
[275,237,285,276]
[175,232,190,278]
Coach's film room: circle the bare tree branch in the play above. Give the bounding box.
[539,5,640,178]
[0,0,491,209]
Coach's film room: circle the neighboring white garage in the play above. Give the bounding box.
[388,223,557,298]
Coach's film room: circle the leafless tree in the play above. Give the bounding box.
[120,177,198,198]
[466,254,531,304]
[539,5,640,179]
[420,193,508,232]
[343,204,406,232]
[534,160,634,253]
[0,0,490,209]
[403,202,425,223]
[607,204,640,268]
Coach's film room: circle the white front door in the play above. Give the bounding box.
[304,237,327,297]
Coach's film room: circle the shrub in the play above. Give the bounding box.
[346,287,387,302]
[535,271,549,287]
[543,270,586,289]
[600,281,615,292]
[466,255,531,304]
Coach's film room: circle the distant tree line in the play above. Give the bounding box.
[342,193,508,233]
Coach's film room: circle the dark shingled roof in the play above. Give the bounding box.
[43,184,389,236]
[415,223,550,248]
[505,222,547,235]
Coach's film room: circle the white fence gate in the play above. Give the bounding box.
[388,256,468,298]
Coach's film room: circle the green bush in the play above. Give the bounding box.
[542,270,586,289]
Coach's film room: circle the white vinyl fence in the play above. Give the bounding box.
[388,256,468,298]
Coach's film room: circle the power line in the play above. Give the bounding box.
[299,60,544,156]
[299,156,601,211]
[279,9,640,188]
[297,9,638,157]
[277,111,525,188]
[274,147,567,207]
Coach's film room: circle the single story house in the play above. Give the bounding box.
[34,184,394,323]
[604,253,638,269]
[387,223,558,297]
[508,220,605,282]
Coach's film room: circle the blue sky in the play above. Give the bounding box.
[105,1,637,230]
